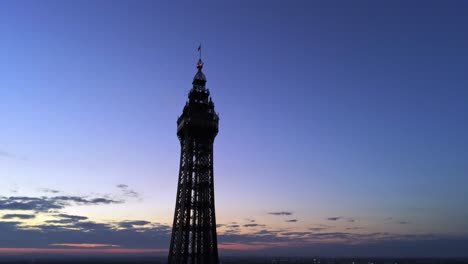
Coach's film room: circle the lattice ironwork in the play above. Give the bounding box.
[168,59,220,264]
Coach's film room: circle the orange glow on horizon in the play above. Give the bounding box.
[219,242,290,251]
[49,243,120,248]
[219,243,269,251]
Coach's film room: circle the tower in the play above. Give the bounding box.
[168,56,220,264]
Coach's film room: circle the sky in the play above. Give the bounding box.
[1,0,468,257]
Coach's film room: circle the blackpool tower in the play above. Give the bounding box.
[168,53,220,264]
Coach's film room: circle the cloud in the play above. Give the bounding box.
[52,196,123,205]
[0,150,27,161]
[56,214,88,221]
[327,217,355,222]
[0,196,62,212]
[1,219,467,257]
[116,184,140,199]
[0,195,123,212]
[285,219,298,223]
[281,231,311,237]
[346,227,364,230]
[0,221,21,229]
[117,220,151,229]
[228,233,468,257]
[8,184,19,193]
[0,190,172,251]
[254,229,283,236]
[268,212,292,216]
[310,227,330,232]
[243,223,266,228]
[45,214,88,224]
[0,150,15,159]
[73,221,112,231]
[39,188,60,194]
[386,217,410,225]
[2,214,36,220]
[0,219,172,249]
[46,219,80,224]
[224,229,241,234]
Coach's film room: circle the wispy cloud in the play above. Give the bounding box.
[53,196,123,205]
[268,211,292,216]
[117,220,151,229]
[56,214,88,221]
[116,184,140,199]
[2,214,35,220]
[310,227,330,232]
[346,227,364,230]
[0,150,15,159]
[386,217,410,225]
[309,224,334,232]
[39,188,60,194]
[243,223,266,228]
[46,214,88,224]
[327,216,355,222]
[0,150,27,161]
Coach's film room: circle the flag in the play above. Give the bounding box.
[198,44,201,51]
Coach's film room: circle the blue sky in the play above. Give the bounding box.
[0,0,468,257]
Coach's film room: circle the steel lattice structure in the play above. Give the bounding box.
[168,58,220,264]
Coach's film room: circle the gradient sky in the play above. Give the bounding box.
[1,0,468,257]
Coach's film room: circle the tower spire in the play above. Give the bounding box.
[198,43,202,61]
[196,44,204,70]
[193,45,206,84]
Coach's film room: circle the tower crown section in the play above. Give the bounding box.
[177,59,219,141]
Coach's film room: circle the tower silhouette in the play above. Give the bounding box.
[168,56,220,264]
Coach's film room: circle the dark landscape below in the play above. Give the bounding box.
[1,256,468,264]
